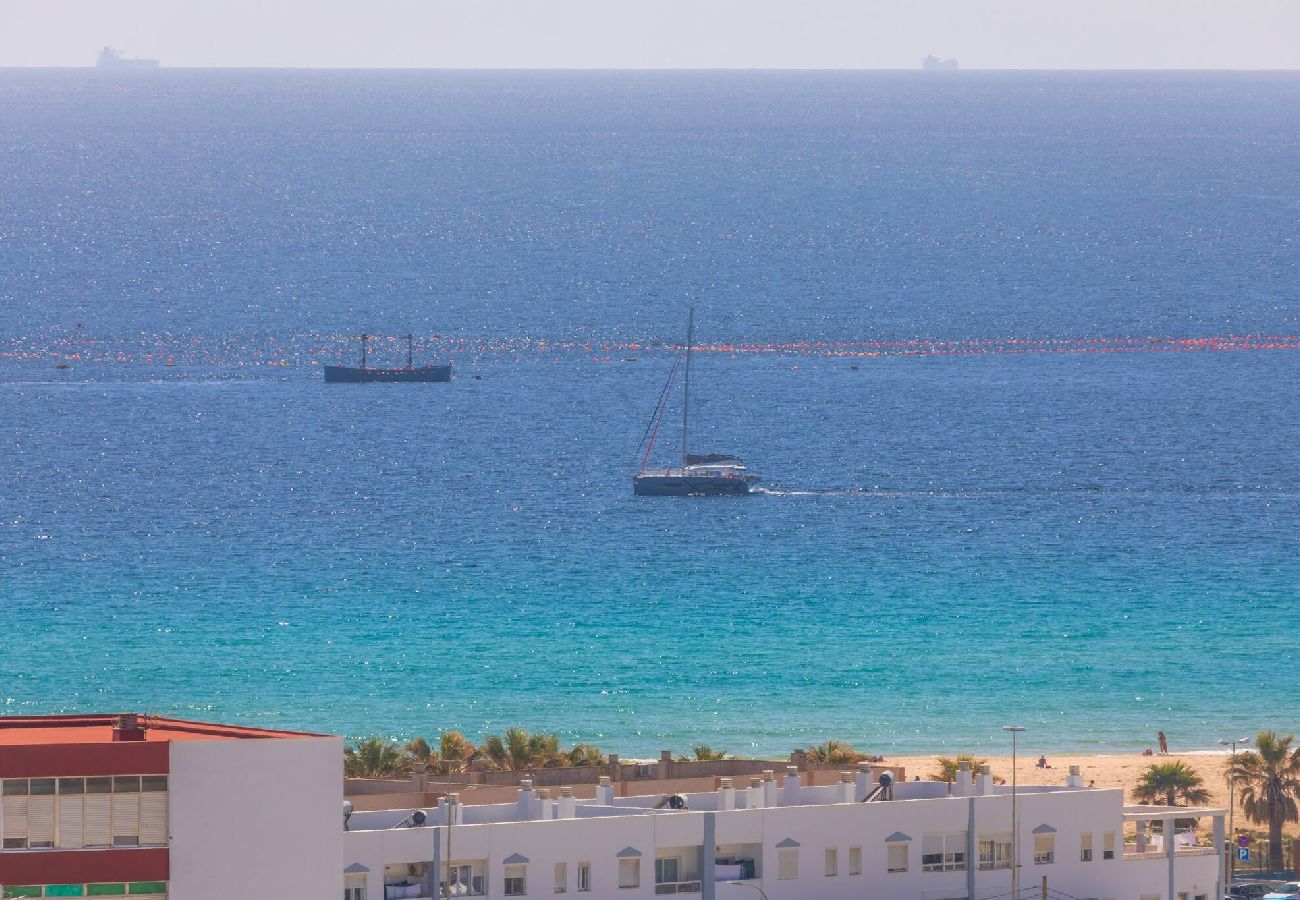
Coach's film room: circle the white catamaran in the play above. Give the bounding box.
[633,309,760,496]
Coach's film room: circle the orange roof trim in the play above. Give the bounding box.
[0,713,330,746]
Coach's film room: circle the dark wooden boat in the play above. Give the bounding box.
[324,334,452,383]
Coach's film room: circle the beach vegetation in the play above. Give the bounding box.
[344,736,413,777]
[932,754,984,782]
[806,740,867,766]
[439,731,477,770]
[684,744,732,761]
[1131,760,1210,807]
[1226,731,1300,867]
[477,727,605,770]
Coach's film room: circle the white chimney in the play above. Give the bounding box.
[557,786,576,819]
[719,778,735,811]
[762,770,777,808]
[447,793,463,826]
[537,788,554,820]
[517,778,536,820]
[597,775,614,806]
[976,764,993,796]
[1067,765,1085,789]
[855,761,872,801]
[747,777,764,809]
[781,766,802,805]
[955,759,973,797]
[839,771,854,803]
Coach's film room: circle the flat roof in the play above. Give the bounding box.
[0,714,328,746]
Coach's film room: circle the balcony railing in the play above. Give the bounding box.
[1123,843,1219,860]
[655,881,702,894]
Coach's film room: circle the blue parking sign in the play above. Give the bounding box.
[1238,847,1250,861]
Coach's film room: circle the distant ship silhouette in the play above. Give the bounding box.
[922,54,959,71]
[97,47,159,69]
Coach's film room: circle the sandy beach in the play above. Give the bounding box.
[887,751,1299,838]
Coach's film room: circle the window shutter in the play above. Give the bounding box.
[2,794,28,841]
[83,794,111,846]
[112,791,140,844]
[57,795,84,848]
[139,791,168,845]
[28,795,56,846]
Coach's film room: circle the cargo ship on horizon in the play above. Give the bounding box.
[96,47,160,69]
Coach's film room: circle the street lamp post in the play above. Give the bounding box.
[1003,725,1027,900]
[1219,736,1248,884]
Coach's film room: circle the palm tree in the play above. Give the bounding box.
[690,744,731,761]
[1226,731,1300,866]
[479,727,571,770]
[1132,761,1211,807]
[931,754,990,783]
[439,731,476,772]
[344,736,411,778]
[566,743,606,767]
[806,740,866,766]
[405,736,435,769]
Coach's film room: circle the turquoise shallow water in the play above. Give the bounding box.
[1,70,1297,755]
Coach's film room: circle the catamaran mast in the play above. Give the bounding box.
[360,334,369,369]
[406,334,414,369]
[681,308,694,473]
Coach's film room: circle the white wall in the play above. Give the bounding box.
[169,736,343,900]
[345,785,1222,900]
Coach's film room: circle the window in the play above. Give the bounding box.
[1102,831,1115,860]
[777,848,798,880]
[1176,894,1189,900]
[922,833,967,872]
[504,863,527,896]
[618,859,640,889]
[443,863,485,896]
[886,842,908,873]
[654,858,679,885]
[2,775,167,853]
[978,835,1012,870]
[824,848,837,876]
[1081,832,1093,862]
[344,884,366,900]
[848,846,861,876]
[1033,834,1055,864]
[577,863,590,893]
[554,862,567,894]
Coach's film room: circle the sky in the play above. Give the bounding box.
[3,0,1299,69]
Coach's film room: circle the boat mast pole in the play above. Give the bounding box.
[406,334,414,369]
[360,334,368,369]
[681,307,693,473]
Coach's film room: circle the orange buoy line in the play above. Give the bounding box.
[3,332,1297,367]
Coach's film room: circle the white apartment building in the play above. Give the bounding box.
[344,763,1227,900]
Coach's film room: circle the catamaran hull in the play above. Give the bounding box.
[633,475,754,496]
[323,365,451,383]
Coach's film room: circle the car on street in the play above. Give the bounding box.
[1262,884,1300,900]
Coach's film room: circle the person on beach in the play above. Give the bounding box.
[1157,731,1168,754]
[1036,755,1048,768]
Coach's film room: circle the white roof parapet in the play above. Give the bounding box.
[1123,805,1227,820]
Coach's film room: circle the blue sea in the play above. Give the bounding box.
[1,70,1297,756]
